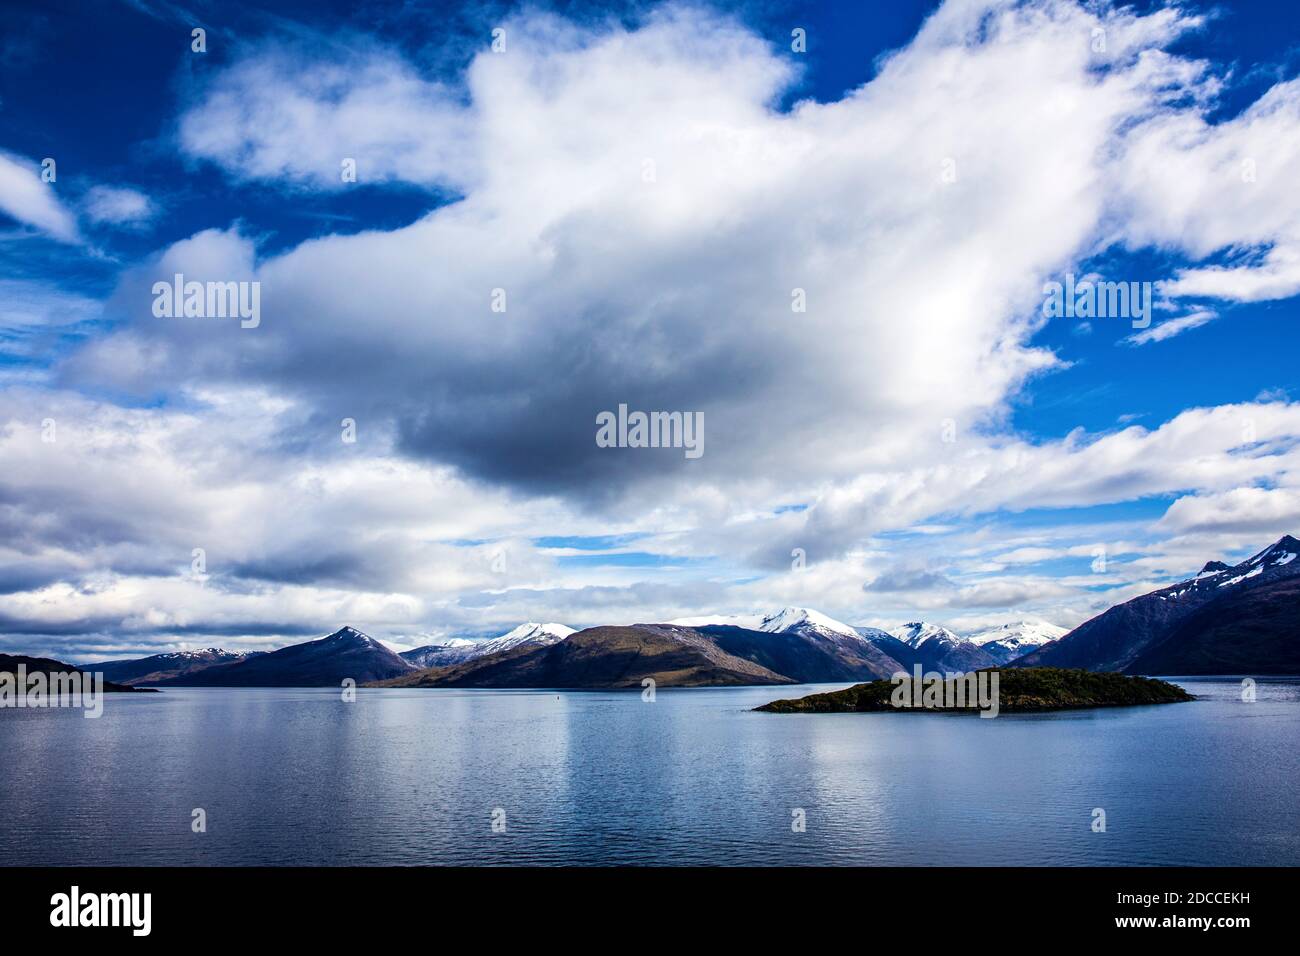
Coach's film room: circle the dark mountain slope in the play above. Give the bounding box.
[864,622,998,673]
[1014,535,1300,673]
[697,624,904,681]
[870,630,997,673]
[96,648,260,686]
[374,624,792,688]
[159,627,414,686]
[1127,575,1300,675]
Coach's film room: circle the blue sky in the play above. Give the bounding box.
[3,0,1300,659]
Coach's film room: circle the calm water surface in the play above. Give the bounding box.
[2,678,1297,865]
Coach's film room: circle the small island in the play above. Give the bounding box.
[755,667,1194,714]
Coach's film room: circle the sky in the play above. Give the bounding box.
[3,0,1300,661]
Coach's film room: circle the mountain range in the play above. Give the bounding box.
[695,607,909,681]
[378,608,1052,688]
[48,534,1300,687]
[379,624,794,688]
[97,647,263,686]
[868,622,1000,673]
[400,622,575,668]
[964,621,1069,665]
[156,627,415,686]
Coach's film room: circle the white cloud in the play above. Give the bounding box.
[1123,308,1217,345]
[177,40,473,189]
[1119,76,1300,303]
[1157,486,1300,536]
[94,2,1218,501]
[0,149,79,242]
[777,400,1300,566]
[82,185,154,226]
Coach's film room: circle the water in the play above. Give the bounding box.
[2,678,1297,866]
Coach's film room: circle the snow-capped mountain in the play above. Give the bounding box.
[757,607,863,640]
[891,621,962,649]
[160,626,415,686]
[385,623,794,689]
[401,622,575,669]
[96,647,263,686]
[667,607,905,679]
[324,626,388,649]
[1015,534,1300,673]
[853,625,894,642]
[668,607,864,641]
[1155,535,1300,600]
[965,621,1068,665]
[868,621,997,673]
[483,622,576,653]
[399,637,475,668]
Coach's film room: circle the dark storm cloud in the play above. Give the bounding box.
[228,551,371,587]
[0,554,81,593]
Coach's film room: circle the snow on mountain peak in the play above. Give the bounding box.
[1177,535,1300,592]
[424,636,475,648]
[185,647,242,659]
[759,607,861,639]
[402,622,576,668]
[668,607,861,638]
[964,620,1067,648]
[478,622,576,654]
[1246,534,1300,567]
[891,621,962,649]
[326,627,404,653]
[498,622,576,642]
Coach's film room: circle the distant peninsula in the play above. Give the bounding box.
[756,667,1194,714]
[0,654,156,694]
